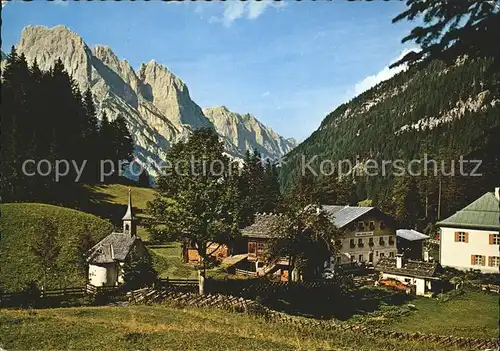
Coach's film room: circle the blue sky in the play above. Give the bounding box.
[1,0,416,141]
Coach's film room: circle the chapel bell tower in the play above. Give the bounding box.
[122,189,137,237]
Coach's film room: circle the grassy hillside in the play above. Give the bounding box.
[0,304,448,351]
[0,203,114,292]
[83,183,156,240]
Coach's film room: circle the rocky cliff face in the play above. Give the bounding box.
[203,106,296,160]
[12,25,295,177]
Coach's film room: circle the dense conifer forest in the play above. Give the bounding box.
[280,57,499,231]
[0,47,134,203]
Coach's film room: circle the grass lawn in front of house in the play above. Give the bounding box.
[149,242,198,279]
[388,290,499,339]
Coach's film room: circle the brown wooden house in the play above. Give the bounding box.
[182,242,231,264]
[241,213,289,280]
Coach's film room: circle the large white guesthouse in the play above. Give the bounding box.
[437,187,499,274]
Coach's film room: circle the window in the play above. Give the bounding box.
[369,221,375,230]
[455,231,468,243]
[472,255,485,266]
[125,224,130,232]
[404,278,411,283]
[389,252,395,258]
[388,236,395,245]
[380,221,386,229]
[350,239,355,248]
[350,255,354,262]
[368,238,374,247]
[358,238,364,247]
[248,242,256,254]
[358,254,364,262]
[379,252,385,258]
[379,237,385,246]
[490,233,500,245]
[375,251,379,256]
[358,221,365,231]
[489,256,500,267]
[256,243,265,252]
[335,239,343,248]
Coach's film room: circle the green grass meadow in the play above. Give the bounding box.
[0,304,454,351]
[0,203,114,292]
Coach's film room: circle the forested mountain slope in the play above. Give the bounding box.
[280,58,499,226]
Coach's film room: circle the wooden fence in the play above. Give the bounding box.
[128,287,499,350]
[204,277,353,299]
[0,284,121,308]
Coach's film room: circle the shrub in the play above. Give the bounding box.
[437,288,465,303]
[123,247,158,290]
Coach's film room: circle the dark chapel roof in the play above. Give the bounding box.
[86,233,138,264]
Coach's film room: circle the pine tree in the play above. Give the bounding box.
[392,0,500,68]
[261,159,282,213]
[110,114,134,174]
[283,172,321,213]
[138,168,151,187]
[82,89,100,182]
[98,112,115,181]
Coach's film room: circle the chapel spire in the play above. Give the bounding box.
[122,188,136,237]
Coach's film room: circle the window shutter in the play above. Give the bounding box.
[455,232,459,242]
[464,233,469,243]
[488,257,493,267]
[471,255,475,265]
[489,234,494,245]
[482,256,486,266]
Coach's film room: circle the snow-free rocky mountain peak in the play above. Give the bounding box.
[11,25,295,177]
[203,106,296,160]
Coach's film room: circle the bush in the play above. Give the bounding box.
[123,247,158,290]
[437,288,465,303]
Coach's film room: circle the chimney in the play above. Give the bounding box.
[110,244,115,260]
[423,248,429,262]
[495,187,499,201]
[396,253,404,269]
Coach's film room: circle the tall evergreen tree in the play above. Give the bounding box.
[392,0,500,68]
[81,89,100,182]
[110,114,134,171]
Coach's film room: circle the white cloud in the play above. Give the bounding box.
[223,2,246,25]
[52,0,69,6]
[354,48,417,95]
[210,0,286,27]
[262,91,271,97]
